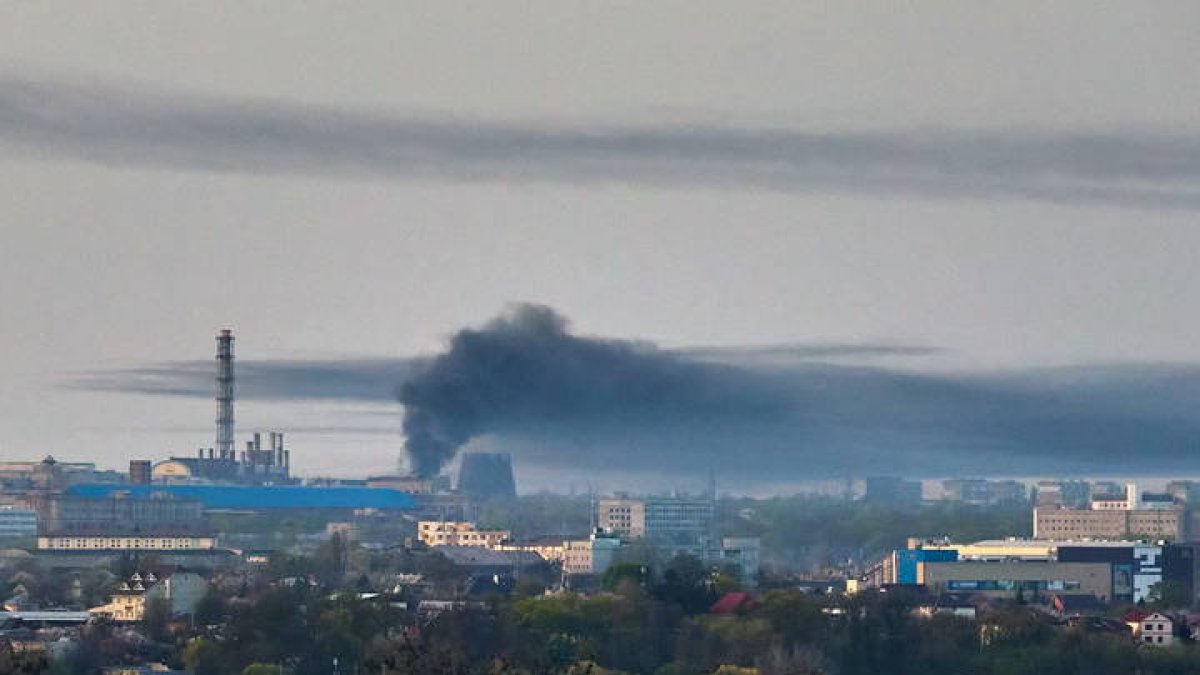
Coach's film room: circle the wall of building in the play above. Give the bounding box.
[417,521,509,547]
[1033,507,1184,541]
[37,535,216,551]
[922,561,1114,601]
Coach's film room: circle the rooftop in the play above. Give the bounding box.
[68,484,416,510]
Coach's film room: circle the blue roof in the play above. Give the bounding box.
[67,484,416,510]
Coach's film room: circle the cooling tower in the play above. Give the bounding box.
[456,453,517,500]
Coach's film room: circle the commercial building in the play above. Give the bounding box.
[881,538,1164,604]
[921,560,1114,602]
[866,547,959,587]
[1035,480,1092,509]
[1033,483,1185,541]
[598,495,716,556]
[862,477,922,506]
[1163,542,1200,607]
[418,521,510,548]
[0,507,37,538]
[939,479,1028,505]
[562,534,622,576]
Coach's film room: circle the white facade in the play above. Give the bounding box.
[1139,613,1175,646]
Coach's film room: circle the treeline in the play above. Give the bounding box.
[719,496,1032,572]
[175,558,1200,675]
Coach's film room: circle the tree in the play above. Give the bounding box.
[1147,580,1191,610]
[141,597,173,643]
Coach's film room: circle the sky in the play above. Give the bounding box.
[1,3,1199,492]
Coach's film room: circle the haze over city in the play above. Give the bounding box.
[3,3,1199,491]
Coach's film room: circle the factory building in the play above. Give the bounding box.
[149,331,295,485]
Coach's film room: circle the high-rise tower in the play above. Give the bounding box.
[215,329,235,461]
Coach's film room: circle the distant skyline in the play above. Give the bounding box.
[2,4,1199,490]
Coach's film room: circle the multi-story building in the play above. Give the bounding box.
[1034,507,1185,540]
[89,570,207,622]
[598,496,715,556]
[1137,613,1176,647]
[940,479,1028,505]
[1033,483,1185,541]
[417,521,510,548]
[33,493,216,552]
[34,493,206,534]
[562,534,622,576]
[862,477,922,506]
[721,537,762,586]
[1035,480,1092,509]
[0,507,37,538]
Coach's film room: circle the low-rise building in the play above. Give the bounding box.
[562,534,622,576]
[922,560,1113,602]
[90,571,207,622]
[1138,612,1176,647]
[418,521,509,548]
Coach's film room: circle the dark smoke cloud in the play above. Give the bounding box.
[3,75,1200,208]
[71,358,416,402]
[397,305,795,477]
[68,308,1200,480]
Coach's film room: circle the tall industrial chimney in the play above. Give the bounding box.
[215,329,235,461]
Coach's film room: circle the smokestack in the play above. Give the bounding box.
[216,329,236,462]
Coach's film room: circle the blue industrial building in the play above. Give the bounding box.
[895,548,959,584]
[68,484,416,511]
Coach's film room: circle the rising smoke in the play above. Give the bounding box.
[397,304,794,477]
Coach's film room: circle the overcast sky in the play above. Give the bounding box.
[2,3,1198,491]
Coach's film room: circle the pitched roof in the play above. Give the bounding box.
[711,592,757,615]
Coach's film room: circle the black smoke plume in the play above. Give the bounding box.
[397,304,793,477]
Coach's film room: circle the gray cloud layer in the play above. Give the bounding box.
[70,305,1200,479]
[3,76,1199,208]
